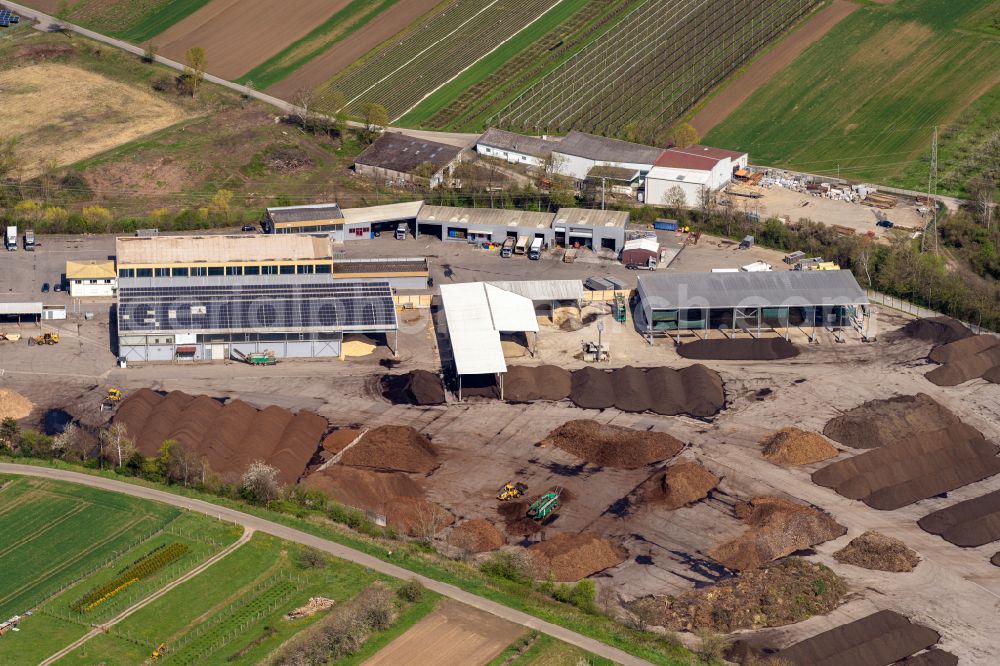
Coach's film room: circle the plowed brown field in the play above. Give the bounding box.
[155,0,350,80]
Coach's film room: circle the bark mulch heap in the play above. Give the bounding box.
[899,316,973,345]
[774,610,942,666]
[815,394,1000,510]
[336,425,438,473]
[380,370,445,405]
[896,650,959,666]
[115,389,325,485]
[527,532,627,581]
[450,519,505,553]
[676,337,800,361]
[322,428,361,454]
[761,427,839,465]
[497,500,542,537]
[925,334,1000,386]
[632,460,720,510]
[708,497,846,571]
[627,558,846,632]
[918,489,1000,547]
[566,364,725,417]
[540,419,684,469]
[503,365,572,402]
[833,531,920,572]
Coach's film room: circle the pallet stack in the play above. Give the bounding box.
[863,192,898,209]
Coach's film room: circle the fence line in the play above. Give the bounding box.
[867,290,994,335]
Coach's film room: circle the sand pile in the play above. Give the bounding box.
[900,316,973,345]
[814,396,1000,510]
[627,558,847,632]
[115,390,325,485]
[918,489,1000,547]
[709,497,846,571]
[497,500,542,536]
[302,465,423,510]
[0,388,33,420]
[503,365,572,402]
[341,334,376,357]
[823,393,963,450]
[833,531,920,572]
[897,649,959,666]
[337,425,438,473]
[677,338,800,360]
[528,532,627,581]
[761,428,839,465]
[322,429,361,454]
[540,420,683,468]
[925,334,1000,386]
[380,370,445,405]
[632,460,720,510]
[775,610,940,665]
[450,519,505,553]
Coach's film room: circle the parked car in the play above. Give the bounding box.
[241,224,257,232]
[876,220,894,229]
[41,282,50,293]
[53,283,63,292]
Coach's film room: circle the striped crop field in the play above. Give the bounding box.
[493,0,818,136]
[19,0,212,43]
[313,0,569,121]
[0,476,180,619]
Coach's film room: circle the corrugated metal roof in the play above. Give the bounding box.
[638,270,869,310]
[340,200,423,226]
[555,131,664,165]
[440,282,538,376]
[586,165,640,181]
[116,235,332,266]
[266,203,343,224]
[478,128,558,158]
[418,205,554,229]
[486,280,583,302]
[623,238,659,253]
[355,133,461,174]
[66,260,116,280]
[553,208,629,229]
[0,302,43,315]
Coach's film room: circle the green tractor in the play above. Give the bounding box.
[527,488,563,522]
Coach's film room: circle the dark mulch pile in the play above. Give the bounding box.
[917,489,1000,547]
[677,337,800,360]
[900,316,973,345]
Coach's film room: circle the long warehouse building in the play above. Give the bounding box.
[115,235,398,362]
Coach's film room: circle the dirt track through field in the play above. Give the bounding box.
[268,0,442,98]
[362,599,524,666]
[155,0,351,80]
[690,0,857,135]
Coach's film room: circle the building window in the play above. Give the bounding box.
[315,263,331,274]
[154,268,169,278]
[226,266,242,276]
[171,267,189,277]
[261,265,277,275]
[279,265,295,275]
[207,267,224,276]
[136,268,153,278]
[119,269,135,278]
[244,265,261,276]
[297,264,314,274]
[190,267,207,277]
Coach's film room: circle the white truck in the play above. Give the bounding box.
[528,237,543,260]
[5,225,16,251]
[23,229,35,251]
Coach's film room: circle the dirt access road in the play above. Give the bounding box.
[363,599,525,666]
[0,463,653,666]
[690,0,857,136]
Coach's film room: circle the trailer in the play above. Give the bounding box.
[5,225,16,251]
[232,349,278,366]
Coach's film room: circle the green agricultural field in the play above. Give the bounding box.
[704,0,1000,196]
[54,533,436,666]
[236,0,401,90]
[488,632,616,665]
[0,476,181,620]
[22,0,211,43]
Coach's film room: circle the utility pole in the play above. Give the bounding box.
[922,126,939,253]
[601,177,607,210]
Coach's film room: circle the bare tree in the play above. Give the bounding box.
[969,176,996,230]
[242,460,280,504]
[54,423,91,461]
[411,501,448,543]
[697,186,716,216]
[166,442,202,486]
[100,422,136,469]
[666,185,687,213]
[293,88,315,131]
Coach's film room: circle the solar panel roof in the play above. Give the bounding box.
[118,281,397,334]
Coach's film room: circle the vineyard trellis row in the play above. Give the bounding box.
[313,0,564,120]
[494,0,818,136]
[71,543,190,612]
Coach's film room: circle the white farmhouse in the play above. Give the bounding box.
[476,128,559,168]
[644,145,748,207]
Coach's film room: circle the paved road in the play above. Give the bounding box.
[39,526,255,666]
[1,2,479,149]
[0,463,652,666]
